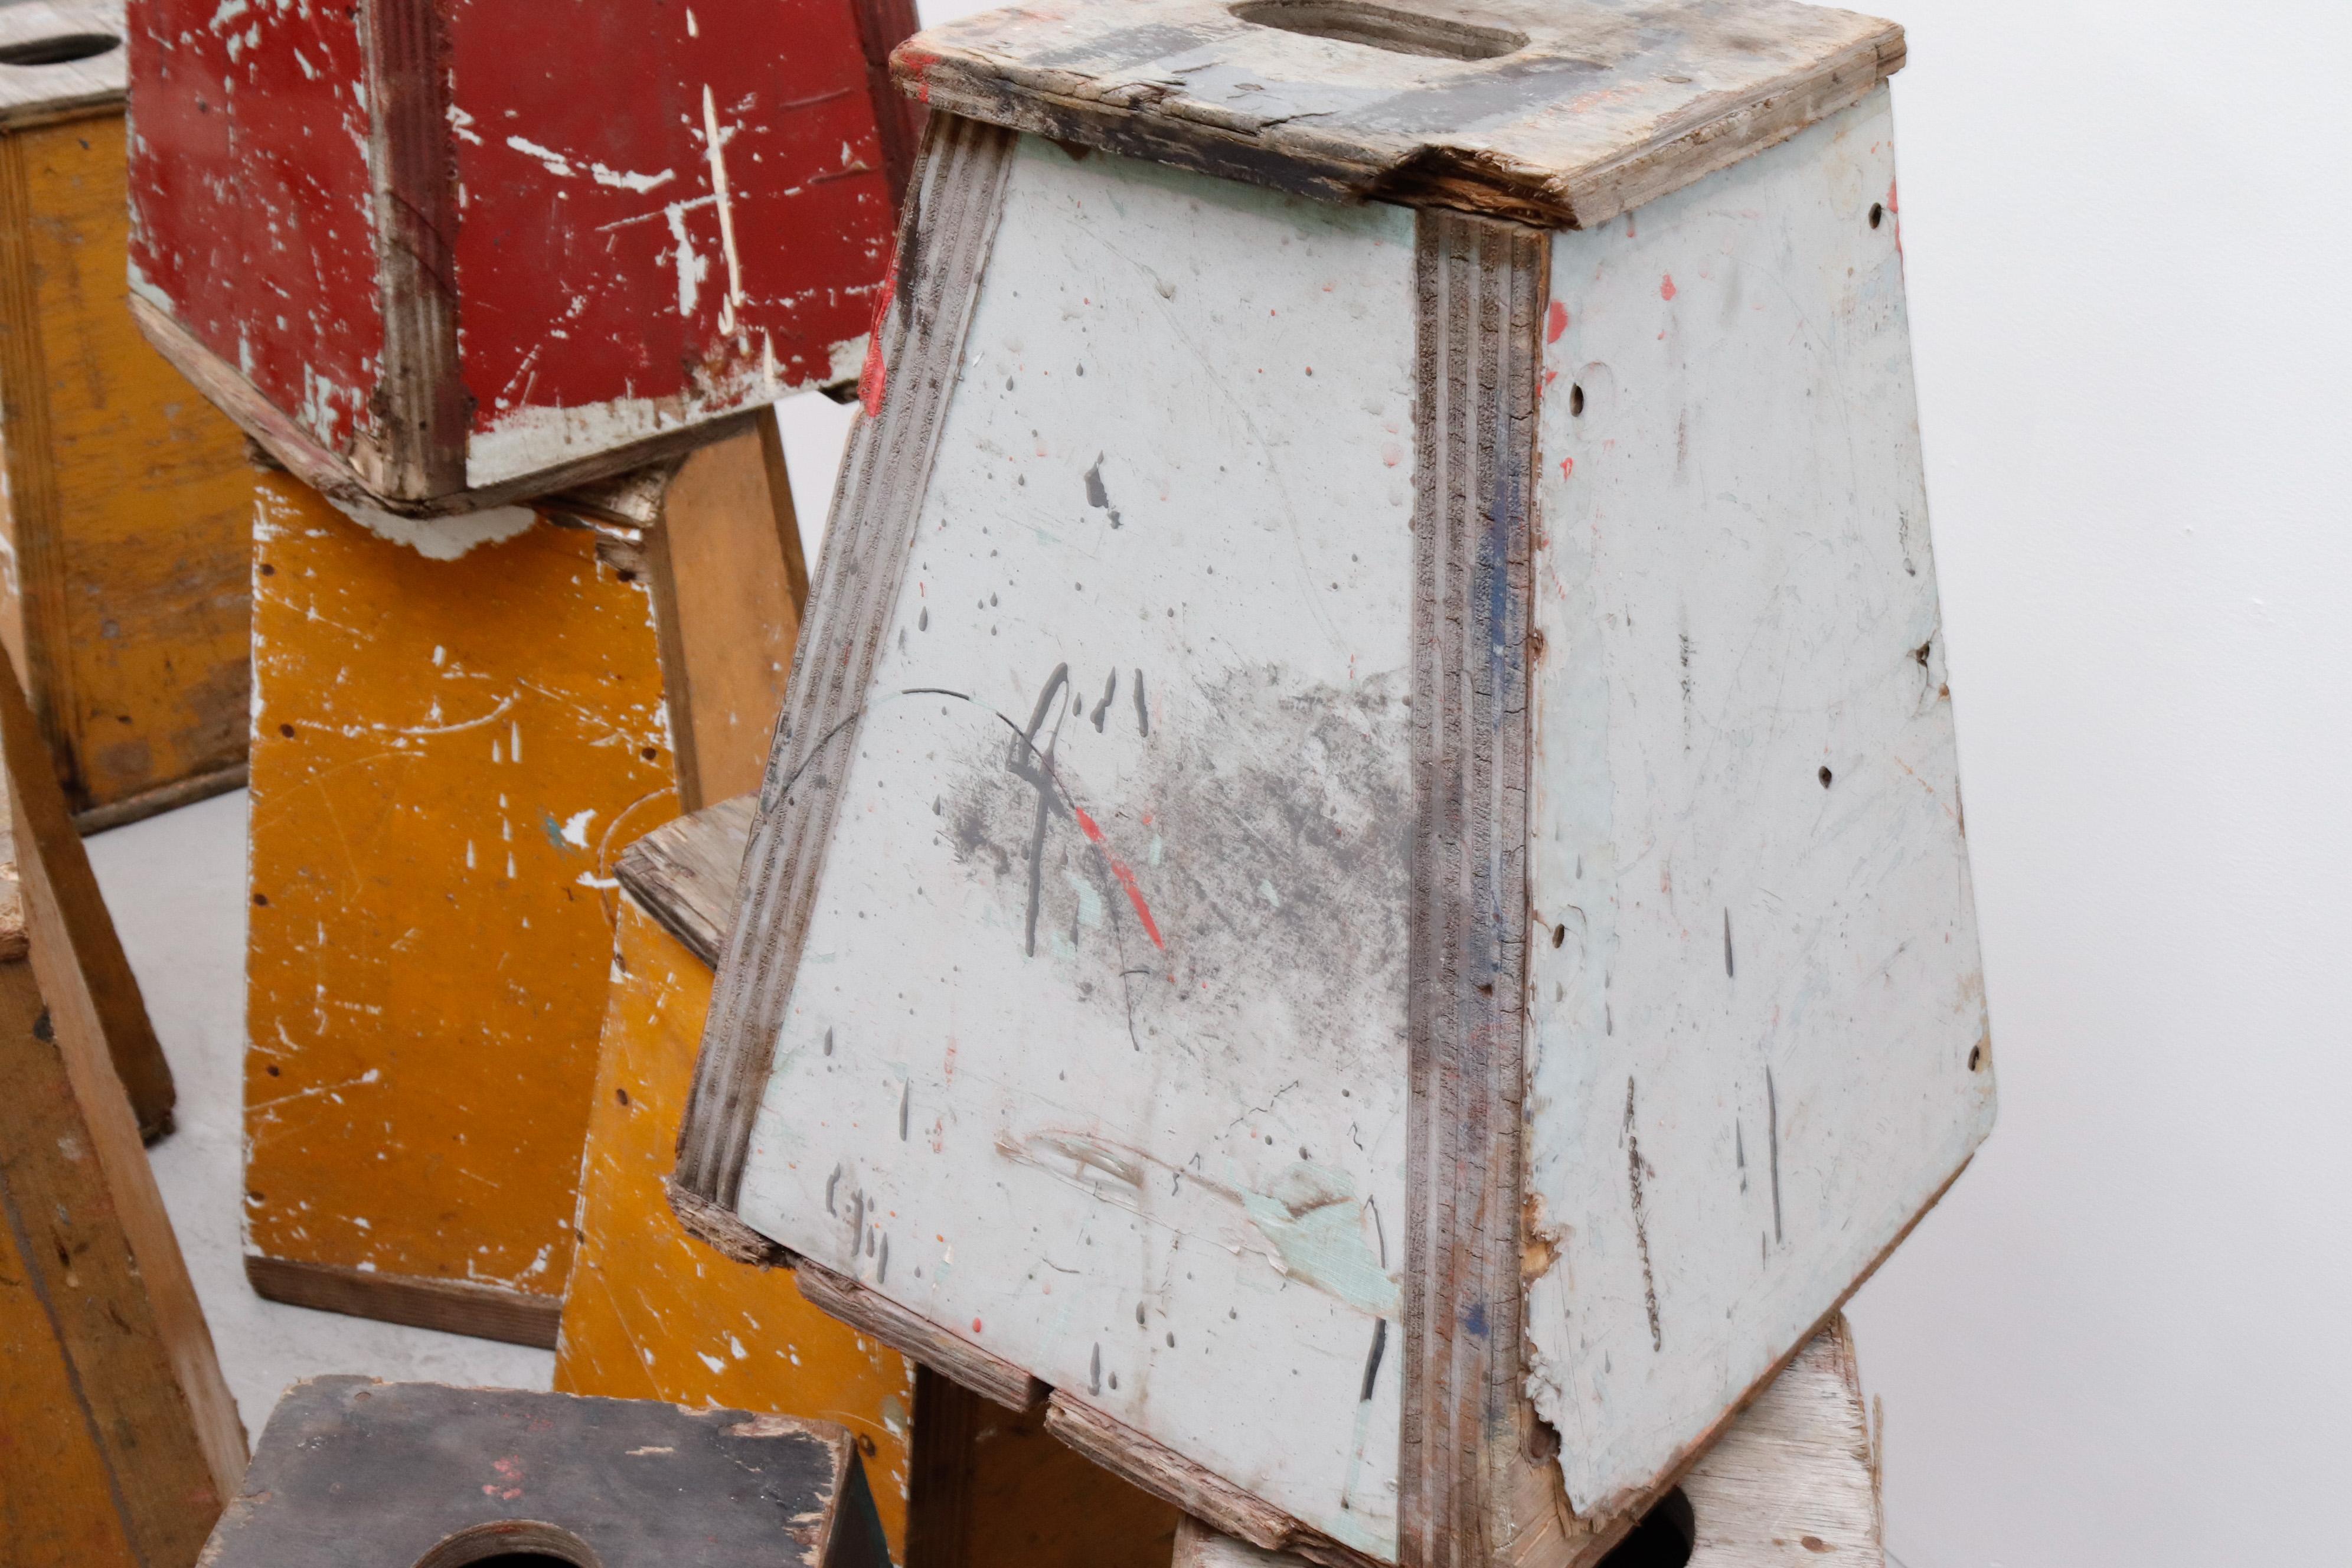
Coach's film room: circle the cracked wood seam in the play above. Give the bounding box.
[675,112,1017,1207]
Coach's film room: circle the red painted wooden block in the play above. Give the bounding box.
[123,0,918,515]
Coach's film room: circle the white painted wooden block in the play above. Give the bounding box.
[675,6,1988,1567]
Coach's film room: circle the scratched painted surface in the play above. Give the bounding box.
[557,895,915,1556]
[128,0,899,494]
[447,0,895,486]
[1521,90,1994,1515]
[245,472,680,1303]
[733,138,1417,1557]
[126,0,382,458]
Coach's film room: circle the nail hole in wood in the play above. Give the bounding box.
[1818,766,1832,788]
[1969,1043,1985,1072]
[0,32,118,66]
[1869,202,1884,229]
[1570,383,1585,417]
[1230,0,1524,60]
[1552,924,1566,948]
[1596,1486,1695,1568]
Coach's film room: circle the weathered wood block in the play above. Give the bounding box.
[0,643,246,1568]
[0,2,253,828]
[677,5,1992,1566]
[124,0,919,515]
[199,1378,890,1568]
[245,423,803,1344]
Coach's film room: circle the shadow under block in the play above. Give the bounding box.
[0,4,254,826]
[0,669,247,1568]
[199,1378,891,1568]
[244,427,802,1343]
[558,797,1178,1568]
[126,0,920,514]
[678,8,1991,1567]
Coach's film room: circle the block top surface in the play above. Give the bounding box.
[896,0,1902,226]
[0,1,126,127]
[201,1378,882,1568]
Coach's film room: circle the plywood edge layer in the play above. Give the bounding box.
[70,761,249,836]
[665,1176,796,1267]
[243,1253,561,1349]
[129,295,757,518]
[792,1257,1046,1415]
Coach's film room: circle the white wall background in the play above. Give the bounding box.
[779,4,2352,1564]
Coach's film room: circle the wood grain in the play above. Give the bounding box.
[614,793,757,968]
[895,0,1902,228]
[677,112,1017,1205]
[797,1260,1046,1415]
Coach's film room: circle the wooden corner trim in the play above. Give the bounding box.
[673,113,1018,1209]
[244,1254,560,1350]
[665,1177,795,1267]
[793,1259,1046,1415]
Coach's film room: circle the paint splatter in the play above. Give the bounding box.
[1073,806,1164,950]
[1660,273,1678,301]
[1625,1077,1663,1352]
[857,248,900,416]
[1546,299,1569,342]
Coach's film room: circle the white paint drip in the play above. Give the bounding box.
[665,203,706,320]
[560,808,596,848]
[701,85,745,334]
[329,499,535,561]
[505,135,675,194]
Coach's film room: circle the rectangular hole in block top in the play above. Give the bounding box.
[0,32,119,66]
[1229,0,1526,61]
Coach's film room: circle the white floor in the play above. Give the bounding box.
[87,789,554,1441]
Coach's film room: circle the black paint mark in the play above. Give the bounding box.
[1625,1077,1663,1353]
[824,1027,834,1056]
[919,607,929,631]
[849,1190,864,1239]
[1083,455,1123,527]
[1819,765,1834,788]
[899,1082,910,1140]
[1766,1066,1784,1246]
[825,1164,841,1215]
[877,1233,890,1283]
[1090,1342,1102,1394]
[1090,669,1118,731]
[1134,1301,1146,1327]
[1008,664,1073,957]
[1736,1121,1747,1193]
[1366,1194,1387,1266]
[1723,909,1734,978]
[1359,1318,1388,1402]
[1132,669,1149,736]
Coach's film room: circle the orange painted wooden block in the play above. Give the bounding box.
[244,417,802,1345]
[0,4,254,828]
[0,642,247,1568]
[561,798,1179,1568]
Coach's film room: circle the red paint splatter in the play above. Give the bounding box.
[1659,273,1677,301]
[857,247,900,416]
[1072,805,1165,949]
[1560,457,1575,479]
[1546,300,1569,342]
[971,1317,984,1334]
[895,44,940,103]
[1884,178,1899,215]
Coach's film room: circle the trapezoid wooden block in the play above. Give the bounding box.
[560,794,1182,1568]
[678,6,1991,1567]
[125,0,920,515]
[0,1,253,828]
[198,1378,890,1568]
[244,420,803,1344]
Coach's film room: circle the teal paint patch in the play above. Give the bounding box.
[540,812,569,849]
[1242,1162,1400,1319]
[1062,867,1105,928]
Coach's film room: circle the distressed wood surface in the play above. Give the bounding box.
[897,0,1901,228]
[0,2,125,131]
[616,792,760,966]
[128,0,915,512]
[198,1378,890,1568]
[1521,89,1992,1523]
[0,37,251,824]
[0,669,247,1568]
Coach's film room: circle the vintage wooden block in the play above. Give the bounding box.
[124,0,920,516]
[0,1,254,828]
[200,1378,889,1568]
[676,5,1991,1566]
[0,646,247,1568]
[560,795,1180,1568]
[246,420,804,1344]
[1174,1319,1883,1568]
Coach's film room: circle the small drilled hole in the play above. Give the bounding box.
[1869,202,1884,229]
[1596,1487,1695,1568]
[0,32,119,66]
[1569,384,1585,417]
[279,723,296,739]
[1818,766,1832,788]
[1551,924,1566,948]
[1231,0,1524,60]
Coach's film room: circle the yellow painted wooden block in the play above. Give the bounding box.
[0,9,254,826]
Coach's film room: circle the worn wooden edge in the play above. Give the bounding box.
[129,295,761,518]
[1044,1394,1381,1568]
[71,760,248,837]
[897,22,1900,230]
[244,1253,561,1350]
[614,794,756,969]
[641,517,707,812]
[792,1257,1048,1416]
[849,0,926,210]
[664,1175,795,1268]
[543,457,689,531]
[673,112,1018,1206]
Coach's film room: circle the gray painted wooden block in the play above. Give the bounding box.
[677,5,1989,1567]
[193,1378,891,1568]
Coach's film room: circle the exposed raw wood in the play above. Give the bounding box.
[614,793,758,967]
[896,0,1902,227]
[0,637,173,1139]
[198,1379,891,1568]
[0,35,251,821]
[797,1260,1047,1416]
[0,671,246,1568]
[677,112,1019,1204]
[241,1256,561,1351]
[69,762,249,835]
